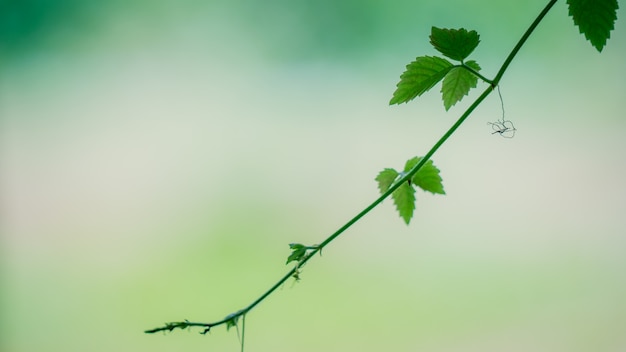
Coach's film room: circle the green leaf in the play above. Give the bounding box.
[441,61,481,110]
[464,60,481,73]
[286,243,307,264]
[567,0,618,52]
[403,156,420,173]
[377,157,445,225]
[412,159,445,195]
[225,313,240,331]
[429,27,480,61]
[376,166,413,223]
[390,56,453,105]
[392,182,416,225]
[402,157,445,194]
[375,168,399,193]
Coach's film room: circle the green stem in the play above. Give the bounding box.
[145,0,558,336]
[492,0,558,86]
[461,63,493,86]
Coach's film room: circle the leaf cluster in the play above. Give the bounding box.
[375,157,445,224]
[225,311,242,331]
[390,27,484,110]
[286,243,319,265]
[390,1,620,110]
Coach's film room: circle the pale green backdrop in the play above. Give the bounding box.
[1,1,625,351]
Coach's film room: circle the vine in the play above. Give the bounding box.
[145,0,619,349]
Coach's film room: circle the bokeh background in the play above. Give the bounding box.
[1,0,625,351]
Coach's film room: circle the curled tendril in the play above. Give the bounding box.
[488,119,516,138]
[488,85,516,138]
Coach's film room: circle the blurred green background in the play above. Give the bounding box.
[1,0,625,351]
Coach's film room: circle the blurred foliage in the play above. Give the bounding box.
[0,0,104,56]
[231,0,388,60]
[0,0,544,64]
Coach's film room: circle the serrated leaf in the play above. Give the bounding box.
[286,243,307,264]
[429,27,480,61]
[412,159,445,195]
[403,156,420,172]
[392,182,416,224]
[289,243,304,250]
[390,56,453,105]
[567,0,618,52]
[464,60,481,72]
[375,168,399,193]
[441,61,480,111]
[225,313,239,331]
[378,157,445,225]
[403,156,445,195]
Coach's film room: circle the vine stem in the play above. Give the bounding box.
[145,0,558,335]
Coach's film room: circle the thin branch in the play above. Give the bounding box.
[145,0,559,336]
[493,0,558,86]
[144,320,214,334]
